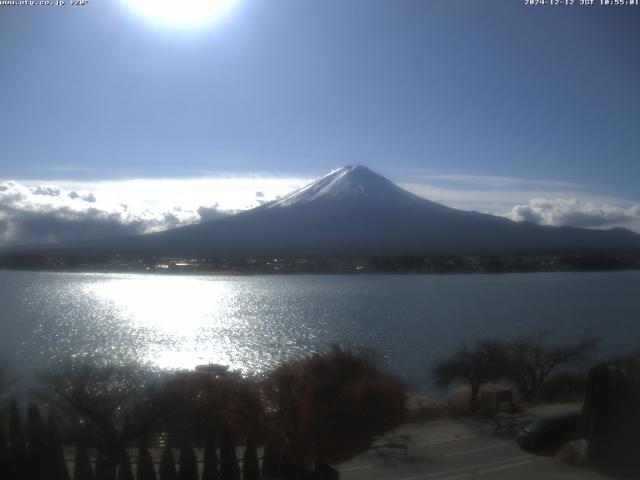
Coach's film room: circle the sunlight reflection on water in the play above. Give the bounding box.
[75,276,350,373]
[58,273,374,376]
[3,270,640,392]
[89,276,240,370]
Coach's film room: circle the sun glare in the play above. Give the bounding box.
[125,0,238,28]
[87,275,250,372]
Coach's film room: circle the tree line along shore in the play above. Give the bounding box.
[1,253,639,274]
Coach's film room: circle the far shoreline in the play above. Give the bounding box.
[1,265,639,277]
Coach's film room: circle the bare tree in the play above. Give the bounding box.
[36,360,159,478]
[263,347,406,477]
[432,339,507,413]
[153,370,263,445]
[505,332,597,400]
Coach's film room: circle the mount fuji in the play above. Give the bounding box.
[5,165,640,259]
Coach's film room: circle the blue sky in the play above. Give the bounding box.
[1,0,639,245]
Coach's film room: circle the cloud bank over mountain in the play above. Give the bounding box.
[0,181,228,247]
[508,198,640,230]
[1,172,639,248]
[401,172,640,233]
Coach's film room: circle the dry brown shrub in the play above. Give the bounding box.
[263,347,407,472]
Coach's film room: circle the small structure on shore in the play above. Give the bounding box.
[195,363,242,379]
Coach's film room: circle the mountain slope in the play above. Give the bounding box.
[5,165,640,258]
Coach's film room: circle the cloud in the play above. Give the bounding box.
[0,206,147,246]
[507,198,640,229]
[32,186,62,197]
[0,175,312,247]
[399,171,594,212]
[2,171,638,247]
[197,204,231,222]
[68,191,97,202]
[47,176,310,212]
[401,182,618,211]
[0,180,231,247]
[400,177,640,233]
[418,174,581,190]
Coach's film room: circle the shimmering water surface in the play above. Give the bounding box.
[1,270,639,391]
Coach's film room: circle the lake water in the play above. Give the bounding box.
[1,269,639,393]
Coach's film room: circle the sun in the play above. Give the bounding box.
[125,0,238,28]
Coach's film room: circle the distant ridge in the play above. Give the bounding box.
[3,165,640,259]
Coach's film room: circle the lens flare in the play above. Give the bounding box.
[125,0,238,28]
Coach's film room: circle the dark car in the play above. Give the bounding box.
[517,412,582,454]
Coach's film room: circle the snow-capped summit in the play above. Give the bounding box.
[267,165,424,208]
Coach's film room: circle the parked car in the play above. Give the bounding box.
[517,412,582,454]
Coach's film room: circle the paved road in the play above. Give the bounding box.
[338,417,605,480]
